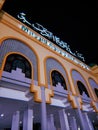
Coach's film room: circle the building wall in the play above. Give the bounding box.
[0,9,98,130]
[0,10,98,104]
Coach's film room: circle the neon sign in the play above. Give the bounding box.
[18,24,90,71]
[17,13,85,62]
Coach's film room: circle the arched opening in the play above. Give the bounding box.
[4,54,31,78]
[77,81,90,97]
[94,88,98,98]
[51,70,67,90]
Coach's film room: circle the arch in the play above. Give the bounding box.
[94,88,98,98]
[77,81,90,97]
[0,38,38,80]
[71,69,90,98]
[88,78,98,89]
[88,78,98,99]
[45,57,69,90]
[51,70,67,90]
[4,53,31,78]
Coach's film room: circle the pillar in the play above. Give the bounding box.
[11,111,20,130]
[96,114,98,120]
[47,114,56,130]
[40,86,48,130]
[59,109,70,130]
[23,108,33,130]
[68,116,77,130]
[75,108,87,130]
[82,112,94,130]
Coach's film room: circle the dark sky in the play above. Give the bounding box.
[2,0,98,66]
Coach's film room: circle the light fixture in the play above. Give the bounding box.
[0,113,4,117]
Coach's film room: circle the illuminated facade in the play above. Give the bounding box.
[0,1,98,130]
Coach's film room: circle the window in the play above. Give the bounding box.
[4,54,31,78]
[94,88,98,98]
[77,81,89,97]
[51,70,67,90]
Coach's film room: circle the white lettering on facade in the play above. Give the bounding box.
[19,25,90,71]
[17,12,85,62]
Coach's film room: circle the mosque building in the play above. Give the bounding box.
[0,1,98,130]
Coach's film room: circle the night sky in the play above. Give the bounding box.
[2,0,97,66]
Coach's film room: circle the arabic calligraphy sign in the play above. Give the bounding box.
[17,13,90,71]
[17,13,85,62]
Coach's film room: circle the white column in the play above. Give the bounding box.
[11,111,20,130]
[23,108,33,130]
[59,109,70,130]
[75,108,87,130]
[40,87,48,130]
[68,116,77,130]
[82,112,94,130]
[47,114,56,130]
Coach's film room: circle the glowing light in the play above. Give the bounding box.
[17,12,85,62]
[0,113,4,117]
[18,24,90,71]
